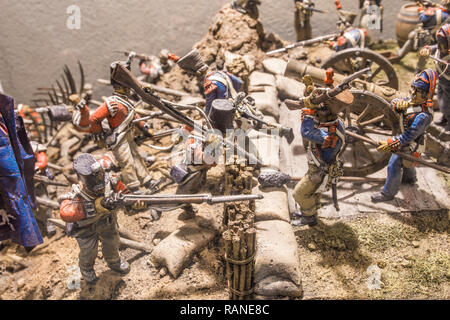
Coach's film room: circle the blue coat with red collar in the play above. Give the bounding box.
[389,98,433,149]
[301,114,345,165]
[204,71,243,115]
[0,94,42,249]
[419,7,449,28]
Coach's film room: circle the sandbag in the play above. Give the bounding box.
[254,220,302,298]
[247,129,280,169]
[252,184,290,222]
[250,86,279,120]
[276,76,305,100]
[249,71,276,87]
[150,222,217,278]
[262,58,287,76]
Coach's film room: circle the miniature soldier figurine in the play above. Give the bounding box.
[72,59,156,192]
[417,1,449,30]
[330,27,368,52]
[177,49,243,116]
[232,0,261,19]
[371,69,438,203]
[139,49,180,84]
[0,94,43,250]
[418,23,450,130]
[170,100,234,216]
[359,0,383,32]
[398,1,449,61]
[59,153,146,283]
[31,141,56,237]
[294,0,314,41]
[291,83,354,227]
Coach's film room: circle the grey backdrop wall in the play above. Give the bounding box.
[0,0,403,104]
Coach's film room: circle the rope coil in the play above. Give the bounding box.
[225,252,256,265]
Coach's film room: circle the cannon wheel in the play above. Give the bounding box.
[340,90,400,177]
[322,48,399,90]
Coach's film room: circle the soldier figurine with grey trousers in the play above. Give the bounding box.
[59,154,143,283]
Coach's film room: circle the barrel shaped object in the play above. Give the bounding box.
[396,3,421,47]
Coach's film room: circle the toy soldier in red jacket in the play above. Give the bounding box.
[72,59,156,192]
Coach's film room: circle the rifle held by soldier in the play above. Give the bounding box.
[266,33,339,55]
[105,192,263,209]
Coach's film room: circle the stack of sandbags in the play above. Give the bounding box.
[248,71,279,121]
[262,58,305,100]
[247,95,303,298]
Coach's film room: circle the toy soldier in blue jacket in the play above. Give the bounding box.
[371,69,437,202]
[291,82,354,227]
[419,23,450,131]
[177,49,243,116]
[0,94,43,251]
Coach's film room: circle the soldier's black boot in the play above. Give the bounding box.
[401,176,417,185]
[109,259,130,275]
[81,269,98,284]
[46,221,56,237]
[371,193,395,203]
[179,204,198,220]
[291,212,318,227]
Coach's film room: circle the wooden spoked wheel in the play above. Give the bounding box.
[322,48,399,90]
[340,90,400,177]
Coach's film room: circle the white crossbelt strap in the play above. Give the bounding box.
[208,71,238,99]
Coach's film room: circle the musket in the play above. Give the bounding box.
[345,130,450,174]
[285,67,371,110]
[296,2,328,14]
[131,111,165,124]
[97,78,188,98]
[110,193,263,207]
[266,33,339,55]
[34,175,69,187]
[233,93,294,142]
[111,64,264,166]
[114,50,152,62]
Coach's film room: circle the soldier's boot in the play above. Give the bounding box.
[371,193,395,203]
[435,116,448,127]
[46,221,56,237]
[108,259,130,275]
[401,176,417,185]
[81,269,98,284]
[179,204,198,220]
[291,212,318,227]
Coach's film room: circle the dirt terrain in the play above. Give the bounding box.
[0,4,449,300]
